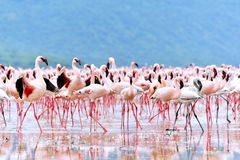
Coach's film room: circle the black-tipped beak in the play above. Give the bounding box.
[86,64,91,69]
[74,58,81,65]
[0,64,5,71]
[76,59,81,65]
[134,62,139,68]
[106,62,110,69]
[33,70,36,79]
[57,66,62,71]
[41,57,48,65]
[153,66,157,73]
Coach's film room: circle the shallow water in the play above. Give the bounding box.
[0,99,240,160]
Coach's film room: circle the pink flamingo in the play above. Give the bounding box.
[120,75,143,131]
[15,56,49,132]
[75,66,111,133]
[150,77,183,122]
[170,78,204,133]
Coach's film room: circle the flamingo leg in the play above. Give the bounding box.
[169,103,182,135]
[50,99,54,128]
[1,109,6,126]
[127,101,129,131]
[89,101,93,132]
[33,104,42,133]
[89,101,107,133]
[121,102,125,131]
[191,104,204,133]
[54,99,63,126]
[221,95,231,123]
[184,105,188,131]
[71,103,74,127]
[0,100,6,126]
[187,104,192,132]
[132,102,142,129]
[148,105,165,123]
[78,106,82,129]
[216,97,219,124]
[20,103,32,129]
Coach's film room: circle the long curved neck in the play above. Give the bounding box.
[90,70,95,84]
[35,60,40,69]
[173,79,180,90]
[72,63,79,74]
[34,61,45,83]
[101,71,112,87]
[111,60,116,69]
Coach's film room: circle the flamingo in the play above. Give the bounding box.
[149,77,183,122]
[56,57,85,97]
[120,75,144,130]
[170,78,204,134]
[15,56,49,132]
[75,66,112,133]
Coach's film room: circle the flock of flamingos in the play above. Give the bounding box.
[0,56,239,134]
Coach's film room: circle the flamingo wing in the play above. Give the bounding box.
[44,78,59,92]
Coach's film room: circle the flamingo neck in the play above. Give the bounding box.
[90,71,95,84]
[35,61,40,69]
[111,60,116,69]
[101,71,112,87]
[72,63,79,74]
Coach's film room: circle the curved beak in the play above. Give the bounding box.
[134,62,139,68]
[41,57,48,66]
[0,64,5,71]
[76,59,81,65]
[57,66,62,71]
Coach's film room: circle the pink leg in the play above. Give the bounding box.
[34,133,42,154]
[89,101,93,132]
[0,100,6,126]
[83,100,88,118]
[19,103,32,130]
[64,102,70,129]
[89,101,107,133]
[33,104,42,133]
[131,102,142,130]
[148,106,165,123]
[54,99,63,127]
[71,103,74,127]
[121,102,126,131]
[50,99,54,128]
[78,104,83,129]
[127,101,130,131]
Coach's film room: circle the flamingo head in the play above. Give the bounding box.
[73,57,81,65]
[131,61,139,68]
[0,64,5,71]
[56,64,62,71]
[36,56,48,66]
[108,57,115,64]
